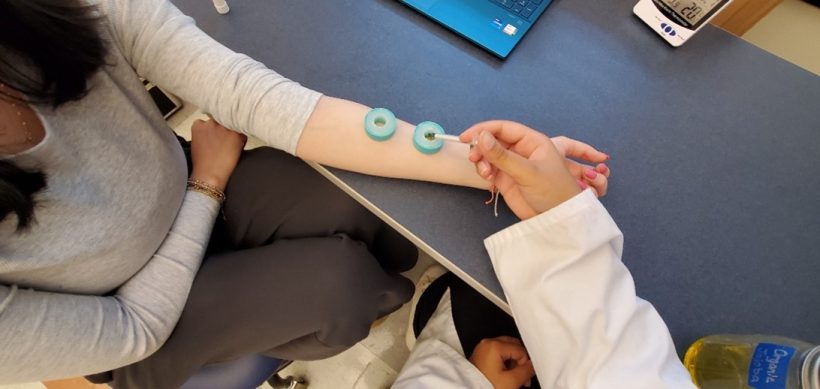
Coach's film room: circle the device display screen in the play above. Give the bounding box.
[653,0,730,29]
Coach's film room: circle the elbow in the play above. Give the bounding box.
[114,300,178,362]
[137,328,167,360]
[131,314,174,360]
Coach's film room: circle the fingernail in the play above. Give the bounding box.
[604,153,611,160]
[480,131,496,149]
[577,179,588,189]
[584,168,598,179]
[478,161,491,176]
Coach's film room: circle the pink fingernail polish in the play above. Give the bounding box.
[577,179,588,189]
[584,169,598,179]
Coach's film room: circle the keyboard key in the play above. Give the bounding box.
[489,0,540,16]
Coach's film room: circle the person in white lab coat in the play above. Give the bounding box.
[393,121,697,389]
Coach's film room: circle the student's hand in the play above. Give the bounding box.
[462,121,610,198]
[469,336,536,389]
[189,119,247,192]
[460,121,596,219]
[550,135,610,197]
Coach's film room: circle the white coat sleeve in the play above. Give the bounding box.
[485,189,697,389]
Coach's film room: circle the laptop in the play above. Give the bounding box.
[398,0,554,58]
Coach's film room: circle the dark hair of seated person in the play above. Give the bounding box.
[0,0,107,231]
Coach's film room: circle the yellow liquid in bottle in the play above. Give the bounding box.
[684,335,812,389]
[685,338,756,388]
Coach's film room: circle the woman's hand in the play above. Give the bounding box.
[189,119,247,191]
[460,121,607,220]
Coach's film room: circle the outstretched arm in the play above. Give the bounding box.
[101,0,486,189]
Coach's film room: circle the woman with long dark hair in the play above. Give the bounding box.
[0,0,610,387]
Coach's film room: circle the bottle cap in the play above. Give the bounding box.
[803,345,820,389]
[213,0,230,14]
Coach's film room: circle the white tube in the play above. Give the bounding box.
[432,134,461,143]
[212,0,230,14]
[434,133,477,147]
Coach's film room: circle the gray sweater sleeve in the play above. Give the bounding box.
[100,0,322,155]
[0,192,219,383]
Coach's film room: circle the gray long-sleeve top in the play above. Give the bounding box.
[0,0,321,383]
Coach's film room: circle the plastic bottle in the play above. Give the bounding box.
[684,334,820,389]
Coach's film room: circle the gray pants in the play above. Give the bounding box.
[94,147,417,389]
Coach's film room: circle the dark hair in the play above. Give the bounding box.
[0,0,107,231]
[0,161,47,231]
[0,0,107,106]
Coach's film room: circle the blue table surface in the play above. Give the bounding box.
[172,0,820,353]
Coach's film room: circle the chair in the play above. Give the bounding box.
[181,355,306,389]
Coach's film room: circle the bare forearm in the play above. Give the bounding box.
[296,96,487,189]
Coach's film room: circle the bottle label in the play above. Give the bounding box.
[747,343,796,389]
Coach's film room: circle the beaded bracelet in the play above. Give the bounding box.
[187,179,226,203]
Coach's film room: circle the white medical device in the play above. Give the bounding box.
[634,0,733,46]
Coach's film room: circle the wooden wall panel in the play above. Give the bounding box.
[711,0,784,35]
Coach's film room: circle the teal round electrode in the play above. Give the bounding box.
[364,108,397,141]
[413,121,445,155]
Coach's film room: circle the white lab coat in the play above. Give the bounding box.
[393,190,698,388]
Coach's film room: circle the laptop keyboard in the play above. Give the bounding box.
[489,0,543,20]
